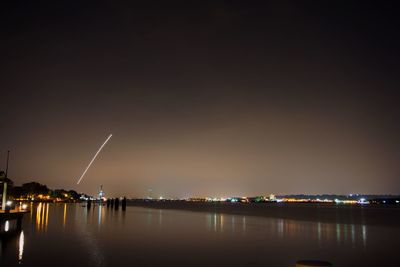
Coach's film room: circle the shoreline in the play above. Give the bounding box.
[127,200,400,227]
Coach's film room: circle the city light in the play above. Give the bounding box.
[358,198,370,205]
[180,195,381,205]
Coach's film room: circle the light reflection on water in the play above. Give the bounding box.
[35,202,49,231]
[0,203,398,267]
[4,220,9,232]
[63,203,67,229]
[18,230,24,263]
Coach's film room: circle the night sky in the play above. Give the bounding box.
[1,1,399,197]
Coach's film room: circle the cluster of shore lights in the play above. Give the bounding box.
[187,196,375,205]
[15,193,86,202]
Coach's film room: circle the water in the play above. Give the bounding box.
[1,203,399,266]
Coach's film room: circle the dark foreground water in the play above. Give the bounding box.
[1,203,399,267]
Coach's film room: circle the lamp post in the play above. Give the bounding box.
[1,182,7,210]
[1,151,10,211]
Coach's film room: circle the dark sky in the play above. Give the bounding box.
[1,1,399,197]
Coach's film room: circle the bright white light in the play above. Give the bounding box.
[77,134,112,184]
[358,198,369,205]
[6,201,12,206]
[5,220,9,232]
[396,200,399,204]
[22,204,28,210]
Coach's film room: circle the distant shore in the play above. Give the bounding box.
[127,200,400,227]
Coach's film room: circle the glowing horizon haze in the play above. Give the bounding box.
[1,1,399,197]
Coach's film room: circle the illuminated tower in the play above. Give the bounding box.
[98,185,105,200]
[269,194,276,201]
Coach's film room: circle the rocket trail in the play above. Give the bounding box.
[76,134,112,185]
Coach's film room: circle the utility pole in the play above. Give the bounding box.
[5,150,9,178]
[2,150,10,210]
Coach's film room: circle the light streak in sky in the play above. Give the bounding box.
[77,134,112,184]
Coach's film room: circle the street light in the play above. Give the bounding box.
[1,150,10,210]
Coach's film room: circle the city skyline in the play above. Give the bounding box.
[1,1,399,197]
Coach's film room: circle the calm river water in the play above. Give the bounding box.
[0,203,399,266]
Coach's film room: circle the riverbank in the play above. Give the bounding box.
[127,200,400,227]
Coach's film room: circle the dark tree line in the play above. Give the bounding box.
[0,171,82,201]
[11,182,49,196]
[9,182,81,200]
